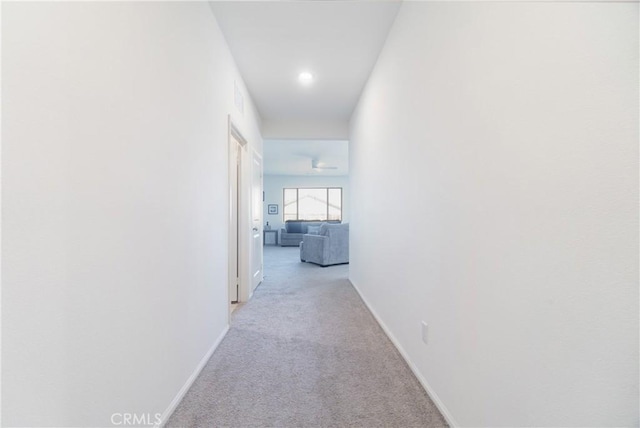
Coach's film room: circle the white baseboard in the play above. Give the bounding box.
[157,325,230,428]
[349,280,459,428]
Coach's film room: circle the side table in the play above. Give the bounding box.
[263,229,278,246]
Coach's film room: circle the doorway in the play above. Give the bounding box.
[229,132,242,307]
[228,118,263,317]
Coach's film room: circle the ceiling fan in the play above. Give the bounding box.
[311,159,338,171]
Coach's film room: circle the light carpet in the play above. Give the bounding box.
[166,246,448,428]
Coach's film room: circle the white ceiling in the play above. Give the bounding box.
[264,140,348,176]
[209,1,401,122]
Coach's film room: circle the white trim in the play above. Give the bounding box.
[350,279,460,428]
[229,115,252,311]
[157,325,230,428]
[229,116,255,304]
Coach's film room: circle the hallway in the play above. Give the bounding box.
[167,247,447,427]
[3,2,636,426]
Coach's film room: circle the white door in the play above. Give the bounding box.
[251,150,263,291]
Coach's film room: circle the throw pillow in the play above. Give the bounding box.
[307,225,320,235]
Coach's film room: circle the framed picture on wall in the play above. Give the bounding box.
[268,204,278,215]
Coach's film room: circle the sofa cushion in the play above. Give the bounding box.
[318,223,329,236]
[304,222,322,233]
[286,219,341,234]
[285,220,303,233]
[307,225,321,235]
[321,222,349,236]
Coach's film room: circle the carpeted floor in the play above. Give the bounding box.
[166,246,448,428]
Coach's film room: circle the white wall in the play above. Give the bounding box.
[349,2,638,427]
[263,175,350,234]
[2,2,261,426]
[262,119,349,140]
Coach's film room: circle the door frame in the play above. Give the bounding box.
[228,116,250,318]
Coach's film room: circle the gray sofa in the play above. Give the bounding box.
[280,219,340,247]
[300,223,349,267]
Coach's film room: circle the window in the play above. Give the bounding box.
[283,188,342,221]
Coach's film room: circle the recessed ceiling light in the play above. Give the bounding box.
[298,71,314,86]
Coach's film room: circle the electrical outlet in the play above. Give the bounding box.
[421,321,428,344]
